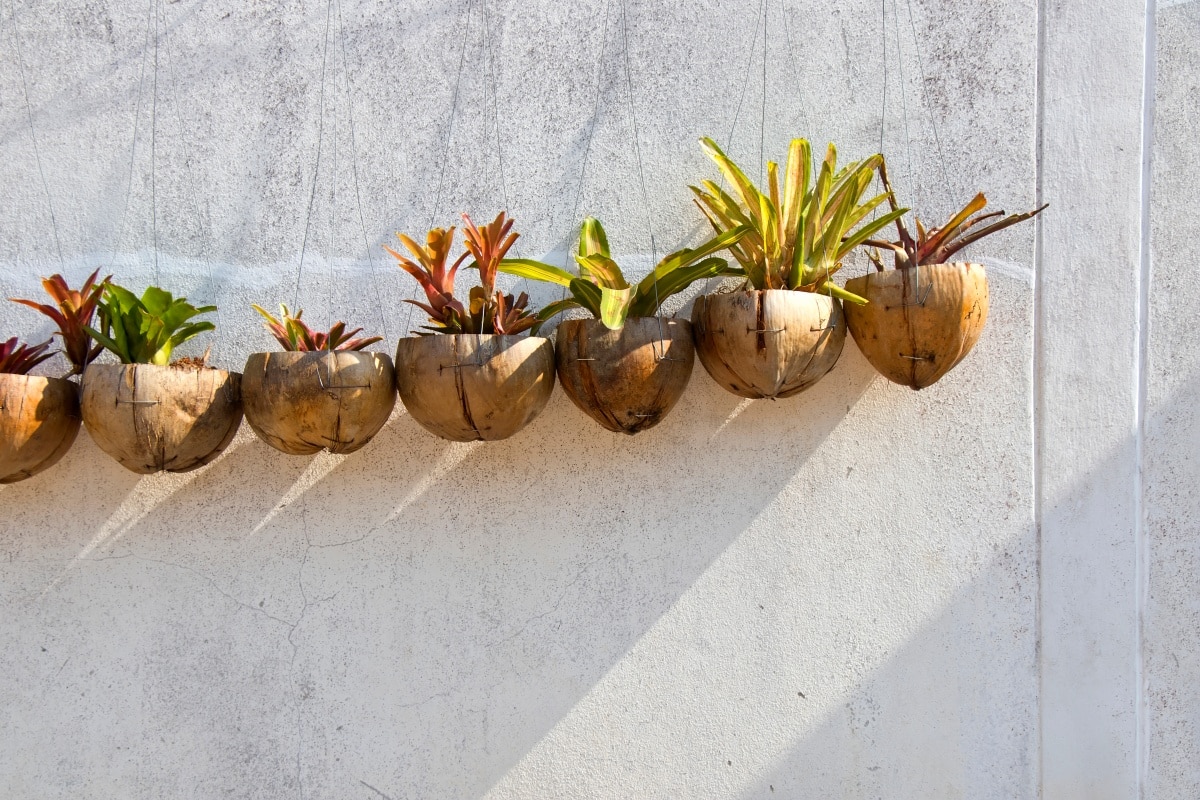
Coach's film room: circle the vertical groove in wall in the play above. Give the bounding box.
[1032,0,1046,795]
[1135,1,1157,797]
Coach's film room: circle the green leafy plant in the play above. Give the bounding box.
[251,304,382,351]
[690,137,907,304]
[864,160,1047,270]
[85,284,216,366]
[10,269,109,376]
[385,212,539,335]
[0,336,54,375]
[496,216,749,331]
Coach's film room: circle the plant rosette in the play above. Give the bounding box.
[79,283,242,474]
[241,305,395,455]
[847,163,1045,389]
[0,373,80,483]
[688,137,906,399]
[387,213,556,442]
[497,217,746,433]
[1,271,110,482]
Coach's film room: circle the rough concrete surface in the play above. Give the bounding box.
[0,0,1179,798]
[1147,3,1200,798]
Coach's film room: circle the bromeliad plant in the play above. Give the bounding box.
[85,283,216,366]
[252,304,382,352]
[841,158,1047,390]
[10,269,109,376]
[863,159,1047,270]
[497,216,749,330]
[691,137,907,304]
[0,336,54,375]
[384,212,538,335]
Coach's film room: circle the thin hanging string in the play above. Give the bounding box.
[558,0,613,315]
[725,0,765,150]
[327,57,338,329]
[294,0,334,311]
[879,0,888,156]
[902,0,951,209]
[157,0,221,349]
[150,0,160,284]
[759,0,767,184]
[403,0,474,335]
[889,0,918,215]
[778,0,810,134]
[480,0,528,302]
[106,1,153,277]
[704,0,763,297]
[6,0,66,275]
[617,0,666,348]
[335,0,389,342]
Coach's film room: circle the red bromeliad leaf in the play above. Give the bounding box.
[252,304,382,352]
[10,269,109,375]
[0,336,55,375]
[461,211,518,296]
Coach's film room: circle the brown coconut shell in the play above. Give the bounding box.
[691,289,846,399]
[555,317,694,434]
[843,262,989,390]
[241,351,396,455]
[0,374,81,483]
[80,363,243,474]
[394,334,555,442]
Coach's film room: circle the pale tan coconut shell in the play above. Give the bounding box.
[0,374,81,483]
[80,364,243,474]
[555,317,694,435]
[843,262,989,390]
[241,351,396,455]
[691,290,846,399]
[394,334,555,442]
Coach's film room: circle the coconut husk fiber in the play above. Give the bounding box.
[80,363,243,474]
[691,289,845,399]
[555,317,693,434]
[0,374,81,483]
[241,351,396,455]
[394,334,555,442]
[844,262,989,390]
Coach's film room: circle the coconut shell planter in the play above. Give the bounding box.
[844,263,989,390]
[0,373,81,483]
[691,289,845,399]
[80,363,242,474]
[242,351,396,455]
[555,317,693,434]
[395,333,555,442]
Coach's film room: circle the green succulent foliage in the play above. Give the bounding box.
[691,137,909,304]
[498,217,749,331]
[85,284,216,366]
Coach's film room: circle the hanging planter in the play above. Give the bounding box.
[387,212,556,442]
[692,289,845,399]
[498,217,746,433]
[688,137,907,399]
[241,307,394,455]
[79,282,242,473]
[0,339,79,483]
[844,263,989,389]
[395,333,554,442]
[846,163,1046,389]
[2,270,111,482]
[555,318,692,434]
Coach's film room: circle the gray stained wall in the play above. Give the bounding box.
[0,0,1191,798]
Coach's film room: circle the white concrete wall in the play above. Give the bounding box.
[0,1,1188,798]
